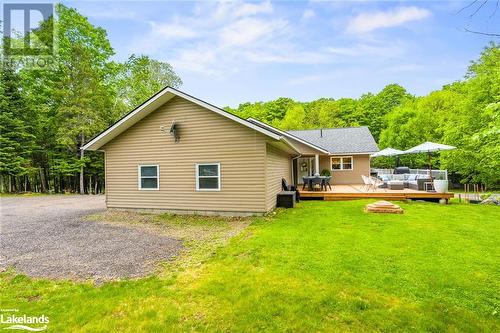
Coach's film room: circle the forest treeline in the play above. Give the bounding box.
[226,44,499,188]
[1,4,498,193]
[1,4,182,193]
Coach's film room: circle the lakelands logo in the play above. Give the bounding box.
[0,311,49,331]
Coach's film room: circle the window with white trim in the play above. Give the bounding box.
[196,163,220,191]
[138,165,159,190]
[331,156,353,170]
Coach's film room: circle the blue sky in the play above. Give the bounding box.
[66,1,497,107]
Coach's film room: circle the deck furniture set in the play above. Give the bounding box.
[302,176,332,191]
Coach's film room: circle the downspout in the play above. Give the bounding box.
[291,154,302,187]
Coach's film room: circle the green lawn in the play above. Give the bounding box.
[1,201,499,332]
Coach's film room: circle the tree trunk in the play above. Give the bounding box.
[39,167,47,193]
[80,133,85,195]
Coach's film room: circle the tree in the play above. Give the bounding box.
[280,104,305,130]
[356,84,412,141]
[0,62,36,192]
[378,43,499,187]
[2,4,184,194]
[117,54,182,109]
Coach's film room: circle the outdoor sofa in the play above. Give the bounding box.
[378,171,432,191]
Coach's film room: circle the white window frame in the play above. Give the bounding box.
[138,164,160,190]
[195,163,221,191]
[330,156,354,171]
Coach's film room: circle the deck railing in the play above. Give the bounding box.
[371,168,448,180]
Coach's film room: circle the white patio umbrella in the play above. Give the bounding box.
[371,148,404,157]
[404,141,456,175]
[371,148,405,167]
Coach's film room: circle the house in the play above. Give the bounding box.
[82,87,378,215]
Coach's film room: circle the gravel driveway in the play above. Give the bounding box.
[0,195,181,280]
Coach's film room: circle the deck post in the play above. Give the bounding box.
[315,154,320,175]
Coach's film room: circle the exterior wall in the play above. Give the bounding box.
[265,143,292,211]
[319,154,370,184]
[103,96,271,213]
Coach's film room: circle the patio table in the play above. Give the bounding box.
[303,176,330,191]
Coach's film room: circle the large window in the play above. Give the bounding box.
[196,163,220,191]
[138,165,159,190]
[331,156,353,171]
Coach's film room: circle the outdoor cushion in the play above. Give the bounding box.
[380,174,390,181]
[407,174,417,181]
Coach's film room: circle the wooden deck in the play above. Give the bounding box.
[298,184,454,201]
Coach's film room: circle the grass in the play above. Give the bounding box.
[1,200,499,332]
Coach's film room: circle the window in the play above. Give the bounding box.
[331,156,353,171]
[138,165,159,190]
[196,163,220,191]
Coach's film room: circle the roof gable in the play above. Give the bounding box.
[82,87,281,151]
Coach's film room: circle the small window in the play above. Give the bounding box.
[138,165,159,190]
[331,156,353,171]
[196,163,220,191]
[331,157,342,170]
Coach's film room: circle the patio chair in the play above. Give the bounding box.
[369,176,386,192]
[311,176,323,191]
[323,176,332,190]
[361,175,372,191]
[302,176,308,190]
[282,178,300,202]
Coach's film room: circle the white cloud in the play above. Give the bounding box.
[347,6,431,33]
[150,22,198,40]
[302,9,315,20]
[233,1,273,18]
[325,41,406,58]
[219,18,287,46]
[132,1,291,74]
[207,1,272,21]
[130,2,413,77]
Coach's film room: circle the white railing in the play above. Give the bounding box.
[371,168,448,180]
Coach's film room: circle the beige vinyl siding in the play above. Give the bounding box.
[319,154,370,184]
[265,143,292,211]
[103,96,269,213]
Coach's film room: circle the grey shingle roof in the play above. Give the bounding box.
[287,127,379,154]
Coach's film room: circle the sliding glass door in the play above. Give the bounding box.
[297,157,315,184]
